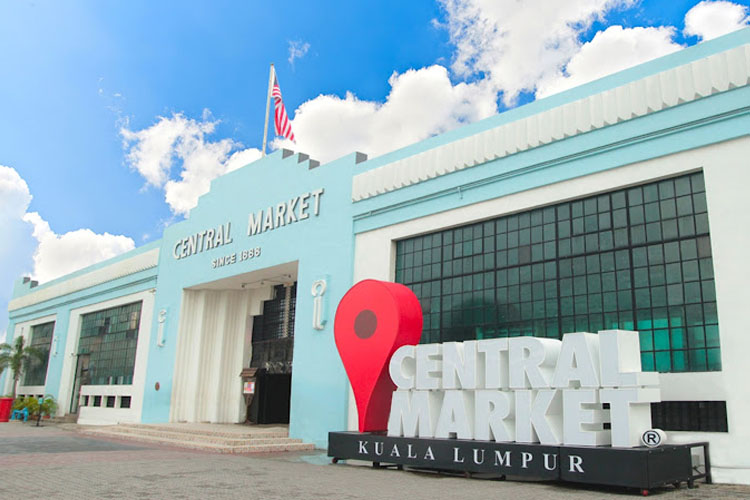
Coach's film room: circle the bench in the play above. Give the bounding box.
[10,408,28,422]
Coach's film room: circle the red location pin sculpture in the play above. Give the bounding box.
[334,280,423,433]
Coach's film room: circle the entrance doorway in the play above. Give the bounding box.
[170,262,298,424]
[249,371,292,423]
[69,354,90,414]
[248,283,296,424]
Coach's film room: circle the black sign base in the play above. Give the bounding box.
[328,432,711,495]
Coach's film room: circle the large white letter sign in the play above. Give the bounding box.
[562,389,610,446]
[476,339,509,389]
[599,330,659,387]
[388,390,441,438]
[600,387,661,447]
[415,343,443,390]
[390,345,416,390]
[509,337,561,389]
[383,329,661,449]
[435,390,474,439]
[515,390,563,445]
[442,341,478,390]
[552,332,601,389]
[474,390,514,442]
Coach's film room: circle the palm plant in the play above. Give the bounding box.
[0,336,45,398]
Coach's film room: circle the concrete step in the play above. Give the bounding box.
[49,414,78,424]
[101,425,292,445]
[117,423,289,439]
[76,425,314,454]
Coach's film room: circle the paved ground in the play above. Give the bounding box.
[1,421,749,500]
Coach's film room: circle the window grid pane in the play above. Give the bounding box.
[395,172,720,373]
[78,302,142,385]
[23,321,54,386]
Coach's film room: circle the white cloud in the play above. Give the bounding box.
[684,1,749,40]
[0,166,34,350]
[121,113,217,188]
[0,165,136,292]
[438,0,750,103]
[0,164,32,220]
[438,0,635,105]
[121,113,261,216]
[536,25,682,98]
[23,212,135,284]
[272,65,497,162]
[226,147,264,173]
[0,166,35,288]
[288,40,310,67]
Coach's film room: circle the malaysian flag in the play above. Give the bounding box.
[272,75,295,142]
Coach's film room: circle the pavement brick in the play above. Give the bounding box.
[1,422,749,500]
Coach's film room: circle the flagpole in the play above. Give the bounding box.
[261,63,275,157]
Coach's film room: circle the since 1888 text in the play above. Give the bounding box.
[211,247,261,269]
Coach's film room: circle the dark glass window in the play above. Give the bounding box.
[93,395,102,407]
[651,401,727,432]
[252,284,297,341]
[23,322,54,386]
[78,302,142,385]
[106,396,116,408]
[395,172,720,372]
[120,396,131,409]
[250,283,297,373]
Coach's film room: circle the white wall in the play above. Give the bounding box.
[352,136,750,483]
[77,386,139,424]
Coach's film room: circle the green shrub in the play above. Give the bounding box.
[39,395,58,417]
[9,394,58,418]
[24,397,40,416]
[12,396,37,412]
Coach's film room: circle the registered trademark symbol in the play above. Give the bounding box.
[641,429,663,448]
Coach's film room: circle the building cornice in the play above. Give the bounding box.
[8,249,160,312]
[351,44,750,203]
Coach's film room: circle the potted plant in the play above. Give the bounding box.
[0,394,12,422]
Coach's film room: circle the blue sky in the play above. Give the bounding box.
[1,1,447,238]
[1,0,749,339]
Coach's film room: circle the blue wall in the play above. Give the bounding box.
[2,241,160,400]
[140,150,365,448]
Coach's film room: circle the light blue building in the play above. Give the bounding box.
[4,29,750,484]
